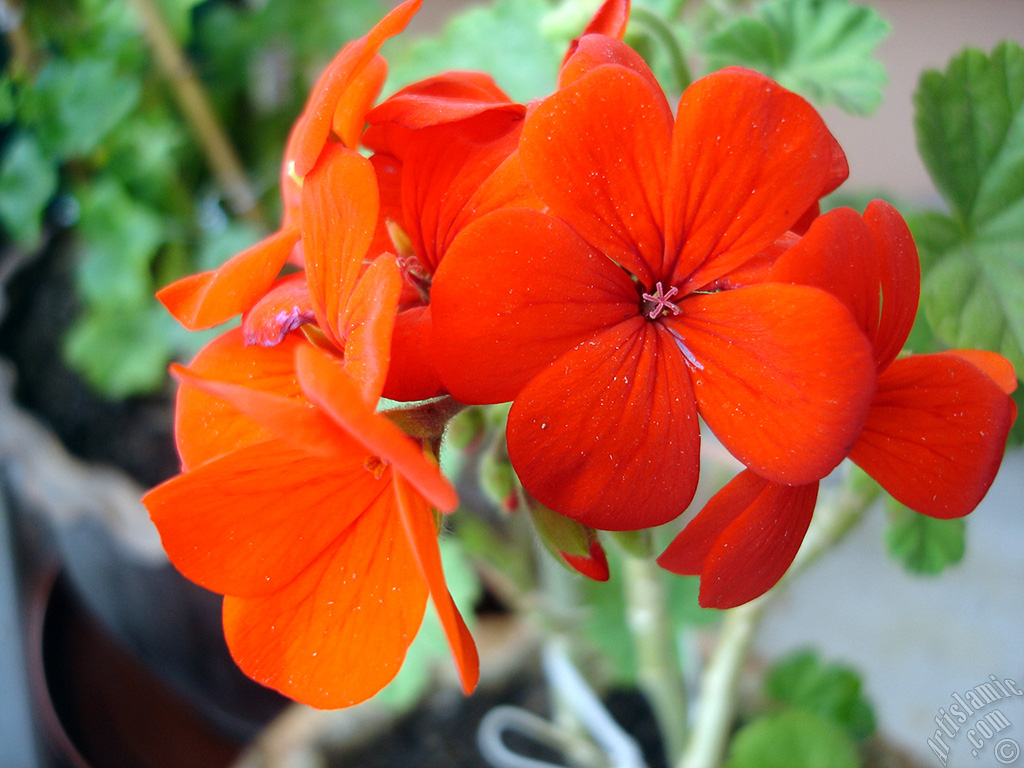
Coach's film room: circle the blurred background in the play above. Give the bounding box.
[1,1,1021,767]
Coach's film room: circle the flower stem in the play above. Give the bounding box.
[676,471,879,768]
[629,6,693,92]
[126,0,267,225]
[623,547,689,766]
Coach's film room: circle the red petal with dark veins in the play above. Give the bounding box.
[222,485,428,709]
[521,64,672,286]
[431,208,638,405]
[157,225,299,331]
[665,68,843,290]
[850,353,1015,518]
[670,283,875,484]
[507,320,700,530]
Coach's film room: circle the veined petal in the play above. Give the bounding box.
[562,0,631,67]
[521,65,672,285]
[769,207,880,339]
[293,0,421,175]
[946,349,1018,394]
[384,305,446,402]
[431,208,637,404]
[145,437,380,597]
[302,144,379,348]
[850,353,1015,519]
[866,200,919,370]
[242,273,315,347]
[157,225,300,331]
[666,68,844,290]
[672,284,875,484]
[559,34,658,91]
[342,254,402,405]
[393,476,479,695]
[366,71,523,130]
[698,473,818,608]
[175,328,305,470]
[222,487,429,709]
[332,54,387,150]
[295,344,458,512]
[507,320,700,530]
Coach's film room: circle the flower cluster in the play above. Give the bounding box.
[144,0,1016,708]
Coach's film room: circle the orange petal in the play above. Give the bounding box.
[295,344,458,512]
[241,273,315,347]
[521,64,672,286]
[666,68,843,290]
[671,284,876,484]
[559,33,658,91]
[850,353,1015,518]
[562,0,631,66]
[222,487,429,708]
[946,349,1018,394]
[507,321,700,530]
[393,475,479,695]
[865,200,919,370]
[175,328,305,470]
[431,208,637,405]
[332,54,388,150]
[384,305,446,402]
[157,225,300,331]
[145,437,375,597]
[293,0,422,175]
[366,71,523,131]
[302,144,379,347]
[342,254,402,405]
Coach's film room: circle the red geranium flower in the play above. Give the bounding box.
[431,38,875,531]
[658,202,1017,607]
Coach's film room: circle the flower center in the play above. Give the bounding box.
[363,455,389,479]
[641,282,682,320]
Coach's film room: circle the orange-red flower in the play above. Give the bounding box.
[658,202,1017,608]
[431,38,875,531]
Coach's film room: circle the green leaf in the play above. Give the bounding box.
[64,303,177,398]
[28,58,141,158]
[914,42,1024,373]
[884,501,966,575]
[387,0,562,103]
[0,133,59,247]
[765,650,875,739]
[704,0,889,115]
[373,538,481,710]
[75,178,166,308]
[727,709,861,768]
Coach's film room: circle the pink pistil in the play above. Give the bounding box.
[641,282,682,319]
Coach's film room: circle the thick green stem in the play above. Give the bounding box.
[676,473,880,768]
[623,549,689,767]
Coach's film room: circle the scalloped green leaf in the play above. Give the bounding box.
[704,0,889,115]
[915,42,1024,373]
[766,650,876,740]
[885,501,966,576]
[727,708,861,768]
[0,133,58,247]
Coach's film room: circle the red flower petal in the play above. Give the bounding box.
[850,353,1015,518]
[671,283,875,484]
[295,344,458,513]
[865,200,919,370]
[658,470,818,609]
[366,71,523,131]
[174,329,305,471]
[698,475,817,608]
[665,68,844,290]
[332,54,387,150]
[393,476,479,695]
[769,207,880,339]
[145,437,376,597]
[242,273,315,347]
[302,144,379,348]
[946,349,1018,394]
[520,65,672,286]
[384,305,446,402]
[507,320,700,530]
[293,0,421,176]
[559,34,659,91]
[222,488,429,709]
[157,225,300,331]
[562,0,631,66]
[560,539,610,582]
[431,208,637,404]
